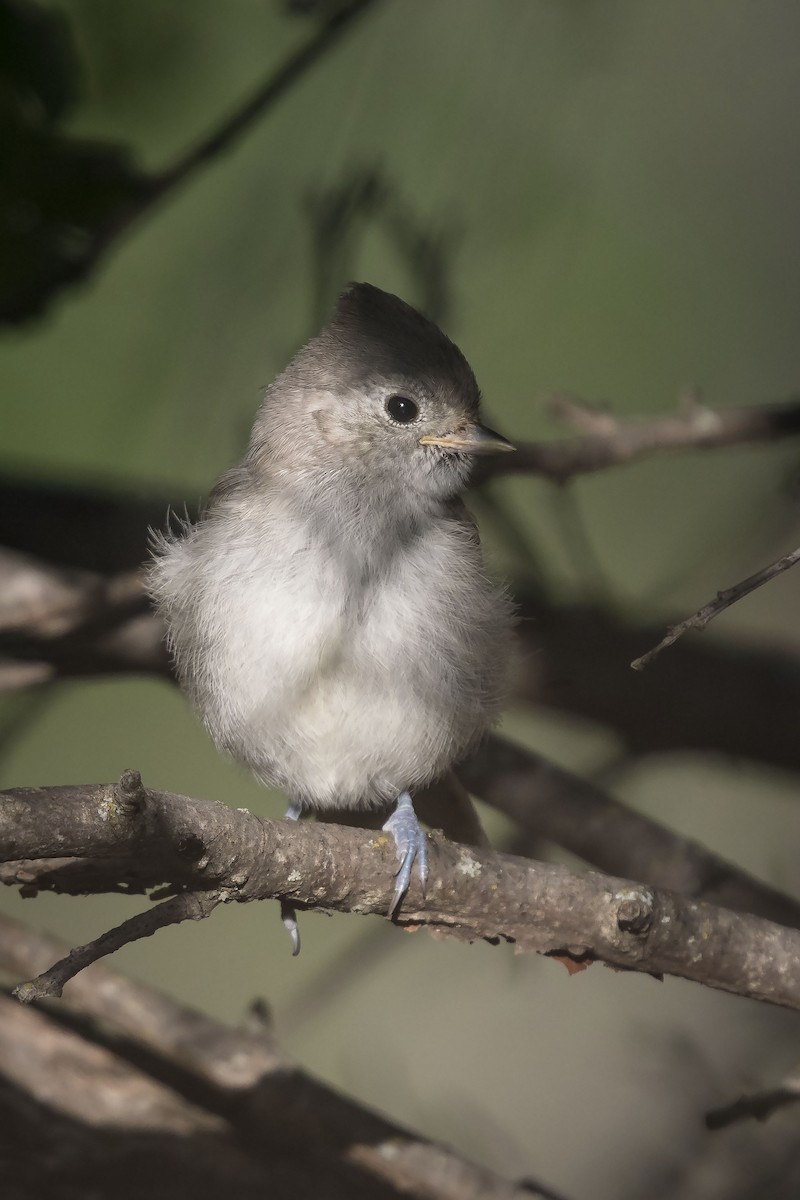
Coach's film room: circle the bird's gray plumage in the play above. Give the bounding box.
[149,284,515,818]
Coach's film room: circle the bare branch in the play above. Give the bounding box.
[632,545,800,669]
[513,591,800,773]
[706,1068,800,1130]
[0,913,557,1200]
[458,736,800,930]
[8,735,800,951]
[475,395,800,484]
[4,774,800,1010]
[0,548,143,637]
[14,890,222,1002]
[148,2,381,202]
[0,555,168,690]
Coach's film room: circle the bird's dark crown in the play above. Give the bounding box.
[306,283,480,405]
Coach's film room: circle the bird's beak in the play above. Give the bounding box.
[418,423,516,455]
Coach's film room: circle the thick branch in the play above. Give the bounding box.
[4,775,800,1010]
[0,998,288,1200]
[0,552,169,687]
[514,592,800,773]
[8,735,799,941]
[459,736,800,929]
[0,914,553,1200]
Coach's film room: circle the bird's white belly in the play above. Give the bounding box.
[159,497,508,810]
[214,590,451,807]
[200,548,477,807]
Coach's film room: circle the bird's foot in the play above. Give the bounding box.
[382,791,428,918]
[281,800,303,956]
[281,900,301,957]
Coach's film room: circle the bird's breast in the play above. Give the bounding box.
[162,496,511,806]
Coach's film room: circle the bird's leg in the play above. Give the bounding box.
[382,790,428,917]
[281,800,303,956]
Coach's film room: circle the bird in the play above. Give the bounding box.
[148,283,516,952]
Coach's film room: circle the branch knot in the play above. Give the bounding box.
[615,889,654,935]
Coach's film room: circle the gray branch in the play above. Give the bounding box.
[459,736,800,930]
[3,772,800,1011]
[477,393,800,484]
[0,912,550,1200]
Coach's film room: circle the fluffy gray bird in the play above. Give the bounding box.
[149,283,515,950]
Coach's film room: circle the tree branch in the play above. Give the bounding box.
[475,394,800,484]
[4,551,800,943]
[4,773,800,1010]
[513,592,800,773]
[705,1067,800,1130]
[7,733,799,951]
[0,913,559,1200]
[14,890,222,1003]
[4,550,800,781]
[148,1,381,201]
[458,736,800,930]
[0,550,169,687]
[632,544,800,669]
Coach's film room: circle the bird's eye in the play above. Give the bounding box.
[385,395,419,424]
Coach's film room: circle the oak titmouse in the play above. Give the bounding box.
[149,283,515,950]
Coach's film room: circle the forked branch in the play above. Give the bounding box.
[3,772,800,1010]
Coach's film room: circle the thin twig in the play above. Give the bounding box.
[706,1069,800,1130]
[13,890,222,1002]
[513,588,800,774]
[632,545,800,670]
[30,1,383,306]
[149,1,380,200]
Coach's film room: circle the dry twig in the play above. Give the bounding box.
[632,545,800,669]
[705,1067,800,1130]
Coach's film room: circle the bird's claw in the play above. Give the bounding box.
[281,900,301,957]
[281,800,303,956]
[382,791,428,917]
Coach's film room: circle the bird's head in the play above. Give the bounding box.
[249,283,513,502]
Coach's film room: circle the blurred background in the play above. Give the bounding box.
[2,2,800,1197]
